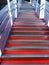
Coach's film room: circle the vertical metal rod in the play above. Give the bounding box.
[48,20,49,27]
[13,0,18,18]
[32,0,36,9]
[30,0,32,4]
[36,0,38,12]
[18,0,22,8]
[39,0,46,19]
[0,50,2,57]
[7,0,12,26]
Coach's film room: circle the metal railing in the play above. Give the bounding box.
[0,0,24,56]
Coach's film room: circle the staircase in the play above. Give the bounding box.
[0,1,49,65]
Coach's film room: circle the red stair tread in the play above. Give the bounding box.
[14,18,42,22]
[13,22,44,25]
[12,25,47,27]
[10,30,49,32]
[0,59,2,63]
[8,36,49,40]
[11,27,49,31]
[6,42,49,47]
[11,28,43,31]
[12,27,47,30]
[3,49,49,54]
[2,58,49,64]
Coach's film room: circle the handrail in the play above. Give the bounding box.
[0,0,17,27]
[0,0,13,56]
[0,0,23,56]
[0,15,9,34]
[45,2,49,13]
[0,17,9,35]
[0,11,8,22]
[0,20,12,55]
[0,12,8,25]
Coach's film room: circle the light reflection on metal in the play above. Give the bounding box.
[36,0,39,12]
[0,50,2,57]
[39,0,46,19]
[30,0,32,4]
[13,0,18,18]
[48,20,49,27]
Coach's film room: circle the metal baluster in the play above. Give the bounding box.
[18,0,22,9]
[39,0,46,19]
[13,0,18,18]
[7,0,12,26]
[48,20,49,27]
[30,0,32,4]
[36,0,39,12]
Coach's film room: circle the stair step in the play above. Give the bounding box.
[12,26,49,30]
[5,46,49,50]
[10,31,49,35]
[1,54,49,58]
[6,42,49,47]
[7,40,49,43]
[0,63,48,65]
[12,24,47,27]
[11,30,49,32]
[10,32,49,35]
[8,36,49,40]
[3,49,49,55]
[11,28,49,31]
[1,58,49,64]
[6,40,49,48]
[12,24,48,28]
[14,18,43,22]
[13,21,44,24]
[10,35,48,37]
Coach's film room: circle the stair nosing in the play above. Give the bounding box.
[1,54,49,58]
[7,40,49,43]
[5,46,49,50]
[10,35,48,38]
[11,30,49,32]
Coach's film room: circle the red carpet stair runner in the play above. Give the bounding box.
[0,18,49,65]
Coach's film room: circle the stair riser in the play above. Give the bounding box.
[13,22,45,25]
[12,26,47,29]
[11,28,49,31]
[1,58,49,64]
[10,32,49,35]
[1,64,49,65]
